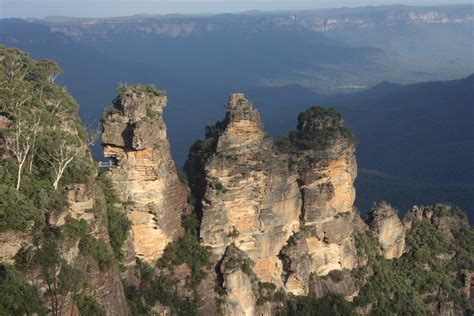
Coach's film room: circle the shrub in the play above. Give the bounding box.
[76,294,106,316]
[327,270,344,283]
[257,282,280,305]
[97,174,131,259]
[62,218,90,239]
[281,294,353,316]
[145,108,161,120]
[0,184,44,232]
[125,259,197,316]
[117,84,166,97]
[0,263,45,315]
[157,234,210,289]
[79,235,113,271]
[60,153,96,186]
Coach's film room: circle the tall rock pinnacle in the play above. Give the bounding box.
[277,106,359,296]
[102,85,188,264]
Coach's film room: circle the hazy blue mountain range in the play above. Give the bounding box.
[246,75,474,216]
[0,4,472,216]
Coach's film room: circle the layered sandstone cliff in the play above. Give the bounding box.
[186,94,301,286]
[102,86,188,263]
[279,107,359,295]
[185,95,361,311]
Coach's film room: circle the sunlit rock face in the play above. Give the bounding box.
[366,201,406,259]
[186,96,361,310]
[102,88,188,264]
[186,93,301,287]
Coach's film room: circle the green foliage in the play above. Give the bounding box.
[79,235,113,271]
[62,218,90,239]
[157,233,211,289]
[0,184,44,231]
[125,260,198,316]
[181,196,201,236]
[145,108,161,120]
[352,217,472,314]
[96,174,131,259]
[76,294,106,316]
[22,175,69,214]
[257,282,284,305]
[60,152,96,186]
[276,107,355,153]
[452,228,474,271]
[327,269,344,283]
[281,294,353,316]
[117,84,166,97]
[215,181,229,194]
[0,263,45,315]
[224,245,256,278]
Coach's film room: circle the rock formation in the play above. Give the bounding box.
[186,93,301,286]
[279,107,359,295]
[366,201,406,259]
[405,203,470,240]
[185,96,362,310]
[102,86,188,263]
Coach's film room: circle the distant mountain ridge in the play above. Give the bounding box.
[37,4,473,38]
[248,75,474,216]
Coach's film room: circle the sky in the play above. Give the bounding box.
[0,0,470,19]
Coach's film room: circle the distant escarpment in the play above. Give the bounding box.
[101,85,188,264]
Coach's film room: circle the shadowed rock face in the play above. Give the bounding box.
[280,106,359,295]
[366,201,406,259]
[102,88,188,264]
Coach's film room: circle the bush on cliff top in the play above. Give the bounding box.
[117,83,166,97]
[275,106,355,153]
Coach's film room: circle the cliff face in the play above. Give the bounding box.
[279,107,359,295]
[102,86,188,264]
[50,6,473,39]
[366,201,405,259]
[186,94,301,286]
[185,95,361,310]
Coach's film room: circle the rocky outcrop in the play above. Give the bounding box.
[185,97,362,311]
[279,107,359,295]
[0,230,31,264]
[186,93,301,287]
[309,270,358,301]
[220,245,258,316]
[405,203,470,240]
[102,86,188,263]
[366,201,405,259]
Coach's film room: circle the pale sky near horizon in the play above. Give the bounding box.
[0,0,471,19]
